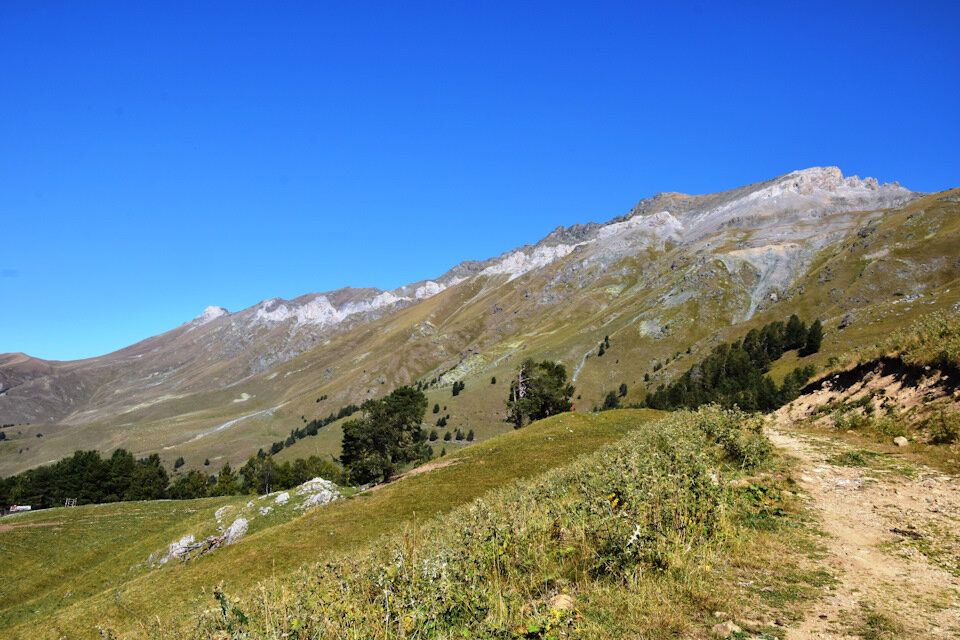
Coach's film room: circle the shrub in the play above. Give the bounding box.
[927,409,960,444]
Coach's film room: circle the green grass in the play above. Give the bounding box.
[835,311,960,372]
[0,495,246,630]
[827,450,878,467]
[173,406,830,639]
[3,409,664,639]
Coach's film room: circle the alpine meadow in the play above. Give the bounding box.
[2,3,960,639]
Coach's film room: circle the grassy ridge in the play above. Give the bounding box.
[5,409,663,639]
[838,311,960,371]
[176,407,822,639]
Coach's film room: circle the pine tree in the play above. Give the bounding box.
[784,314,808,350]
[506,359,576,428]
[211,463,238,496]
[340,386,429,484]
[802,319,823,356]
[602,391,620,410]
[466,429,474,441]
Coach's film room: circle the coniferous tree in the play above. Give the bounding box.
[340,386,429,484]
[602,391,620,410]
[802,319,823,356]
[506,359,575,428]
[784,314,808,351]
[211,463,239,496]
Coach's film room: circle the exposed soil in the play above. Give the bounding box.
[366,458,462,492]
[0,520,63,533]
[768,427,960,638]
[788,358,957,425]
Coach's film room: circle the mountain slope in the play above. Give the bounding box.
[2,167,957,476]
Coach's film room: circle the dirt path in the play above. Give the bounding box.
[767,427,960,638]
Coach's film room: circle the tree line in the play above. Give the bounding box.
[0,447,345,509]
[642,315,821,412]
[266,403,361,456]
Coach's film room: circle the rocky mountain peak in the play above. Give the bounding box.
[193,306,229,325]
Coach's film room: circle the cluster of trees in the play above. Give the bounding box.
[507,359,576,428]
[0,446,346,508]
[643,315,822,412]
[597,335,611,357]
[266,404,361,456]
[233,454,343,495]
[451,380,466,396]
[340,386,432,484]
[0,449,171,509]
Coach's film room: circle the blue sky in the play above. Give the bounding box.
[2,1,958,360]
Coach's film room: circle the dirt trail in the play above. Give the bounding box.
[768,427,960,638]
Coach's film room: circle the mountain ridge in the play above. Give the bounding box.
[2,166,954,478]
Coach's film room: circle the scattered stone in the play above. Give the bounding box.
[258,506,273,516]
[295,477,342,510]
[713,611,728,618]
[223,518,248,545]
[893,436,909,447]
[274,492,290,505]
[711,621,742,637]
[153,534,195,565]
[214,505,232,521]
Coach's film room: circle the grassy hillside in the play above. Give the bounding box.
[175,407,828,639]
[2,409,664,639]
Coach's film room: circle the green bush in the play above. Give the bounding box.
[927,409,960,444]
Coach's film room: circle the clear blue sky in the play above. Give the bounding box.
[2,1,958,360]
